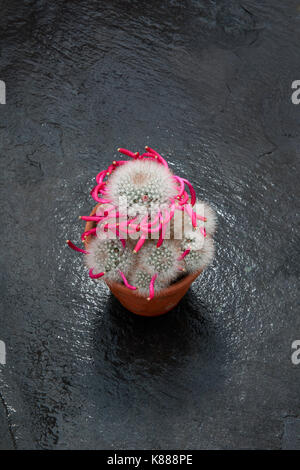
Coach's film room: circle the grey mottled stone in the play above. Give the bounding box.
[0,0,299,449]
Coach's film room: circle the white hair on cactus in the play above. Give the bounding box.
[184,236,215,273]
[85,236,134,281]
[106,159,177,217]
[194,200,217,235]
[129,269,168,297]
[181,227,205,251]
[138,240,183,283]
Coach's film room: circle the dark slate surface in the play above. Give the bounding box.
[0,0,299,449]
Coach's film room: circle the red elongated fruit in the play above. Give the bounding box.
[67,240,89,254]
[178,249,190,260]
[182,178,196,206]
[89,269,105,279]
[118,148,136,158]
[147,273,158,301]
[133,234,147,253]
[119,271,137,290]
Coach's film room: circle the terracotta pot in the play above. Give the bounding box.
[84,205,202,317]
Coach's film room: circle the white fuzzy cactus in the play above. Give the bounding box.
[138,240,184,283]
[85,236,135,282]
[107,159,177,219]
[67,146,217,300]
[182,236,215,274]
[194,200,217,236]
[129,269,168,297]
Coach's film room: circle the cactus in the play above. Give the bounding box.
[129,270,168,300]
[85,235,135,282]
[67,146,217,300]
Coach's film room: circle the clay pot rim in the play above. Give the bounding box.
[84,204,202,298]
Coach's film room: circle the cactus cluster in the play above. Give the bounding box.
[67,146,216,300]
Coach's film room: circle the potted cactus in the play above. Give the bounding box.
[67,146,216,316]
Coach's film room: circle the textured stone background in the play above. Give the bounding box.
[0,0,299,449]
